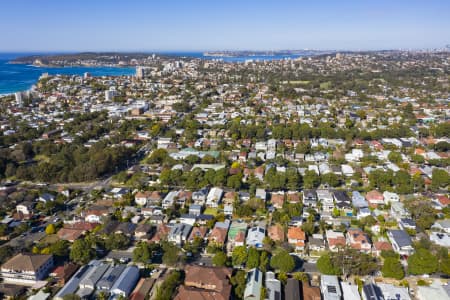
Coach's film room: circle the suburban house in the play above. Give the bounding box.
[188,204,203,216]
[110,266,140,298]
[16,201,35,219]
[317,189,334,212]
[333,190,352,213]
[1,254,54,285]
[224,203,233,216]
[192,188,209,205]
[321,275,342,300]
[373,241,393,257]
[388,230,414,256]
[208,221,230,246]
[168,223,192,246]
[268,224,285,243]
[285,278,301,300]
[432,219,450,233]
[352,191,368,208]
[246,226,266,248]
[134,191,154,206]
[265,271,281,300]
[38,193,55,203]
[309,233,326,253]
[362,283,384,300]
[227,221,248,251]
[287,227,306,251]
[302,281,321,300]
[366,190,384,207]
[341,282,361,300]
[302,190,318,207]
[326,230,346,252]
[174,265,232,300]
[383,191,400,204]
[346,228,371,253]
[255,188,267,201]
[244,268,262,300]
[206,187,223,208]
[188,226,208,243]
[271,192,285,209]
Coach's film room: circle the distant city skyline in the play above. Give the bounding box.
[1,0,449,52]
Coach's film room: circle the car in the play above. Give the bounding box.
[150,269,158,275]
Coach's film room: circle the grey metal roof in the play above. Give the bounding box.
[110,266,140,296]
[333,190,350,203]
[363,283,384,300]
[265,272,281,300]
[54,264,93,299]
[96,265,125,290]
[285,278,300,300]
[389,230,412,247]
[79,263,110,288]
[169,223,192,238]
[320,275,342,300]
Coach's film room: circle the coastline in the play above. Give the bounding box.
[0,57,137,95]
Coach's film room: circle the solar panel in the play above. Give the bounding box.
[74,266,89,279]
[327,285,337,293]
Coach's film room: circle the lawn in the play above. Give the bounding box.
[40,234,59,244]
[204,208,218,216]
[320,81,332,89]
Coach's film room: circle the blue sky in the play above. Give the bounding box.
[1,0,449,52]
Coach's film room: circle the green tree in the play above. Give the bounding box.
[231,270,247,299]
[382,257,405,279]
[301,221,315,236]
[49,240,70,257]
[270,249,295,273]
[321,173,340,187]
[227,173,243,190]
[70,239,95,264]
[133,241,151,264]
[431,169,449,190]
[162,242,181,266]
[154,270,182,300]
[293,272,309,282]
[388,151,402,163]
[104,233,130,250]
[246,247,260,269]
[440,257,450,276]
[407,249,438,275]
[212,251,227,266]
[259,251,269,272]
[45,223,56,235]
[232,246,248,267]
[0,246,13,264]
[286,168,301,190]
[317,253,342,275]
[303,170,320,189]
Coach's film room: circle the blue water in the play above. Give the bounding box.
[0,53,136,94]
[0,52,303,94]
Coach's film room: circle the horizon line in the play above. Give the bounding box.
[1,47,450,54]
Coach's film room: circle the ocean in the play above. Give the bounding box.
[0,53,136,95]
[0,52,303,95]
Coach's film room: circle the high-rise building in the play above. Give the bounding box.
[105,90,116,101]
[135,66,151,79]
[15,92,23,107]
